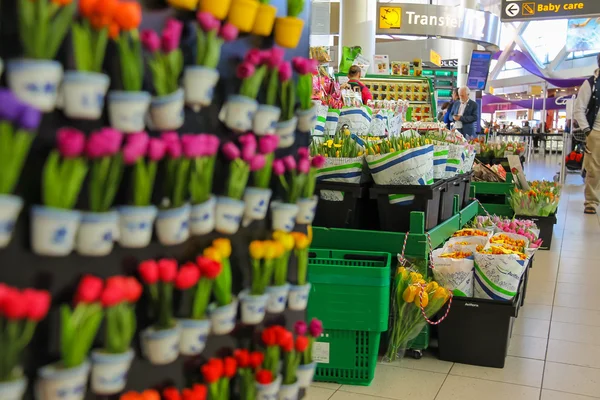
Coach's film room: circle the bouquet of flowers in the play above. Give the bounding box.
[509,181,560,217]
[234,349,265,400]
[311,130,364,158]
[201,357,237,400]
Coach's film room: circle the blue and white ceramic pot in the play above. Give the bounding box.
[140,324,181,365]
[256,374,282,400]
[270,201,298,232]
[253,105,281,136]
[117,205,158,248]
[215,196,245,235]
[0,194,23,249]
[242,187,272,226]
[278,379,299,400]
[30,206,81,256]
[155,203,191,246]
[288,283,311,311]
[0,376,27,400]
[183,66,219,112]
[6,59,63,112]
[239,289,268,325]
[296,196,318,224]
[35,361,91,400]
[90,349,134,395]
[276,117,298,148]
[149,88,185,131]
[296,362,317,388]
[218,94,259,134]
[190,196,216,235]
[178,318,211,356]
[107,91,151,133]
[296,106,317,133]
[75,211,118,257]
[266,283,290,313]
[62,71,110,120]
[208,297,239,335]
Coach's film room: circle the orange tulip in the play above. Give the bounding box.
[51,0,73,5]
[79,0,99,17]
[93,0,119,17]
[109,22,120,39]
[119,392,142,400]
[141,390,161,400]
[90,13,112,29]
[114,1,142,31]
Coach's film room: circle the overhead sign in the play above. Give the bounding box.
[430,50,442,67]
[441,59,458,68]
[377,3,501,47]
[501,0,600,22]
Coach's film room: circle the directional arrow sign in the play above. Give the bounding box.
[505,2,520,17]
[501,0,600,22]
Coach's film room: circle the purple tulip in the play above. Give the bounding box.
[272,159,285,176]
[278,61,292,82]
[258,135,279,154]
[219,23,238,42]
[244,49,262,65]
[148,138,166,161]
[17,105,42,131]
[196,11,220,32]
[141,30,160,53]
[309,318,323,338]
[161,131,182,158]
[249,154,266,171]
[267,47,285,69]
[236,62,256,80]
[297,147,309,160]
[298,158,310,174]
[282,155,296,171]
[294,321,307,336]
[222,142,241,160]
[311,155,326,168]
[57,128,86,159]
[0,89,25,122]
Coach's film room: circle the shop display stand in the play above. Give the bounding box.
[0,1,312,398]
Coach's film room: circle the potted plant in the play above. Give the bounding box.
[206,239,238,335]
[175,257,221,356]
[295,151,324,225]
[201,357,237,400]
[64,0,116,119]
[252,0,277,36]
[155,132,191,246]
[0,90,41,248]
[199,0,232,20]
[270,154,307,232]
[185,12,238,112]
[254,48,284,136]
[75,128,124,256]
[36,275,105,400]
[119,389,161,400]
[160,385,208,400]
[0,285,51,400]
[138,259,181,365]
[279,328,307,399]
[142,18,185,131]
[240,241,278,324]
[189,134,220,235]
[243,135,279,227]
[293,57,319,132]
[288,232,311,310]
[90,276,142,395]
[275,61,296,148]
[234,349,264,400]
[266,231,294,313]
[32,128,88,256]
[108,1,149,133]
[219,50,268,134]
[8,0,75,111]
[293,319,323,388]
[117,133,164,248]
[274,0,305,49]
[257,326,284,398]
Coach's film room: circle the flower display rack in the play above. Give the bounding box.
[312,181,378,230]
[471,173,515,206]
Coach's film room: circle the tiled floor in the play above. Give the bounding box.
[306,155,600,399]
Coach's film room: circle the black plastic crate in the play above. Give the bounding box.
[440,177,462,222]
[313,182,379,230]
[459,172,474,208]
[369,181,446,233]
[515,213,557,250]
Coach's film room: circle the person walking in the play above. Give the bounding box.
[574,54,600,214]
[450,87,479,140]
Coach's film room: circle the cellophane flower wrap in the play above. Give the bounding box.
[0,89,41,195]
[43,128,89,209]
[0,284,51,382]
[509,180,560,216]
[113,1,144,91]
[138,259,178,330]
[234,349,264,400]
[201,357,237,400]
[249,240,282,294]
[86,128,124,212]
[176,256,222,320]
[385,266,450,362]
[161,132,190,209]
[102,276,142,354]
[467,215,542,248]
[204,238,233,307]
[195,12,239,68]
[123,132,165,206]
[142,18,184,96]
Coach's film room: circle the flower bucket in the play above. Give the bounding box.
[296,362,317,388]
[253,105,281,136]
[140,324,181,365]
[270,202,298,232]
[35,361,91,400]
[0,194,23,249]
[156,203,191,246]
[215,196,245,235]
[218,95,259,134]
[274,17,305,49]
[190,196,216,235]
[75,211,118,257]
[167,0,199,11]
[149,88,185,131]
[183,66,220,112]
[288,283,311,311]
[200,0,232,19]
[243,187,272,226]
[296,107,317,133]
[0,376,27,400]
[208,298,239,335]
[62,71,110,120]
[227,0,259,33]
[256,375,282,400]
[117,205,158,248]
[90,349,134,395]
[276,117,298,149]
[252,3,277,36]
[278,379,300,400]
[6,59,63,112]
[239,289,268,325]
[266,283,290,314]
[107,91,151,133]
[296,196,318,225]
[178,318,211,356]
[30,206,81,256]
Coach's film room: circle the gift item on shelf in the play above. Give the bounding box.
[294,320,321,389]
[276,60,298,148]
[294,57,319,133]
[253,0,278,36]
[272,151,311,232]
[241,240,278,324]
[254,48,284,136]
[188,134,220,235]
[243,135,279,227]
[228,0,260,33]
[206,239,238,335]
[274,0,305,49]
[235,349,266,400]
[266,232,294,313]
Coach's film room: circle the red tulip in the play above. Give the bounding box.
[223,357,237,378]
[249,351,264,369]
[162,387,181,400]
[138,260,159,284]
[0,283,9,309]
[234,349,250,368]
[1,288,27,320]
[196,257,222,279]
[23,289,51,322]
[101,283,125,308]
[261,327,278,346]
[255,369,274,385]
[158,258,178,283]
[191,384,207,399]
[74,274,103,304]
[175,263,201,290]
[295,336,309,353]
[279,330,294,352]
[124,277,143,303]
[201,358,223,384]
[272,325,287,342]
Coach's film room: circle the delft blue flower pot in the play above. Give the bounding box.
[0,376,27,400]
[30,206,81,256]
[253,104,281,136]
[183,66,219,112]
[209,297,239,335]
[0,194,23,249]
[190,196,217,235]
[215,196,245,234]
[296,196,318,224]
[156,203,191,246]
[266,283,290,313]
[107,91,151,133]
[117,205,158,248]
[35,361,91,400]
[62,71,110,120]
[256,374,282,400]
[296,106,317,133]
[296,362,317,388]
[276,117,298,148]
[278,379,300,400]
[6,59,63,112]
[243,187,272,227]
[140,324,181,365]
[75,211,118,257]
[288,283,311,311]
[270,201,298,232]
[178,318,211,356]
[219,94,259,134]
[149,88,185,131]
[90,349,134,395]
[239,289,269,325]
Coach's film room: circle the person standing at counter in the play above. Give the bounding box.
[444,88,459,129]
[450,87,479,140]
[347,65,373,105]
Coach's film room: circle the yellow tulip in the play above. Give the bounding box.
[273,241,285,258]
[426,282,439,292]
[274,231,295,252]
[433,287,449,301]
[212,238,231,258]
[403,285,417,303]
[415,290,429,308]
[263,241,279,259]
[408,272,420,283]
[358,151,364,156]
[203,247,221,262]
[249,241,265,260]
[397,267,406,275]
[291,232,310,250]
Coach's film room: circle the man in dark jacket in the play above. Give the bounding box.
[444,88,459,129]
[450,87,479,139]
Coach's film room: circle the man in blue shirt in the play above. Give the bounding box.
[450,87,479,140]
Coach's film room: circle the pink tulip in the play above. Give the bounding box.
[148,138,166,161]
[126,132,150,151]
[222,142,241,160]
[237,62,256,80]
[141,30,160,53]
[244,49,262,65]
[182,134,205,158]
[297,147,309,160]
[307,59,319,74]
[164,18,183,48]
[85,134,106,159]
[249,154,266,171]
[298,158,310,174]
[309,318,323,337]
[311,155,326,168]
[57,128,86,158]
[161,30,179,53]
[123,141,146,165]
[272,159,285,176]
[239,134,257,160]
[278,61,292,82]
[268,47,285,69]
[201,134,220,156]
[258,135,279,154]
[282,155,296,171]
[292,57,308,74]
[219,23,239,42]
[196,11,220,32]
[161,132,182,158]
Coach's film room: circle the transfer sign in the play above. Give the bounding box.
[501,0,600,21]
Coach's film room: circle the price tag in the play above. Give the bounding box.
[312,342,330,364]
